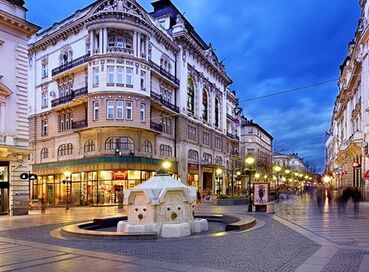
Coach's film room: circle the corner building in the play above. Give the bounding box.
[28,0,240,206]
[0,0,39,215]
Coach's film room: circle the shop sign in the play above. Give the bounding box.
[15,191,29,196]
[113,170,128,180]
[253,183,269,206]
[188,163,199,171]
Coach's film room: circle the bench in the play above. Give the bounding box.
[225,215,257,231]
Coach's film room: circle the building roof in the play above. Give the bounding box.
[150,0,209,50]
[241,117,273,140]
[5,0,24,7]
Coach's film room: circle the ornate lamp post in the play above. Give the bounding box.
[62,170,72,210]
[273,165,282,202]
[236,171,242,195]
[245,154,256,212]
[216,168,223,195]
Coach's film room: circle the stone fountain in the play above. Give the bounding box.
[117,172,208,238]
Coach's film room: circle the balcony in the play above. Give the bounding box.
[227,114,237,123]
[72,120,88,130]
[149,60,180,86]
[227,132,240,141]
[51,54,90,77]
[106,47,134,56]
[150,91,179,113]
[51,87,88,107]
[150,121,162,132]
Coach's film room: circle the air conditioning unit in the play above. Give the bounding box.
[50,91,56,97]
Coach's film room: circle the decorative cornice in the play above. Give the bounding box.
[0,10,39,37]
[174,31,232,86]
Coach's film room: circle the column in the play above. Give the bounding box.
[89,30,94,55]
[133,31,137,57]
[103,28,108,54]
[0,103,5,133]
[99,28,103,54]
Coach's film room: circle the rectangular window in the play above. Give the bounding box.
[41,93,48,109]
[140,103,146,122]
[126,67,133,86]
[107,66,114,84]
[116,66,124,85]
[215,137,221,149]
[42,64,48,79]
[116,101,123,120]
[140,70,146,90]
[93,101,99,120]
[188,125,197,141]
[41,119,48,136]
[126,101,132,120]
[93,67,99,86]
[203,132,210,146]
[107,100,114,120]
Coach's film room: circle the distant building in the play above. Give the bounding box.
[27,0,240,207]
[240,118,273,173]
[273,153,306,173]
[0,0,39,215]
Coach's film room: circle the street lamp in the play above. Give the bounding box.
[273,165,282,202]
[322,175,331,184]
[236,171,242,195]
[62,170,72,210]
[245,154,256,212]
[216,168,223,195]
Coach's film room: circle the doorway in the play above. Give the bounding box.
[0,188,8,215]
[203,172,213,193]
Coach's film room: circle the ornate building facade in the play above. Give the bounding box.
[325,0,369,199]
[240,118,273,174]
[28,0,240,207]
[0,0,39,215]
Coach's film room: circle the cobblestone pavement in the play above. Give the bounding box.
[0,204,320,272]
[274,195,369,272]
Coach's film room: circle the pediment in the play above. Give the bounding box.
[91,0,146,20]
[0,83,13,97]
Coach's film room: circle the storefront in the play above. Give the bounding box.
[31,156,178,207]
[187,163,199,189]
[0,163,9,214]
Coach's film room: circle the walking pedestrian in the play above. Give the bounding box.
[327,184,333,206]
[352,187,361,215]
[316,184,324,212]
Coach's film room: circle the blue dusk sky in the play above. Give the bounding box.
[26,0,360,172]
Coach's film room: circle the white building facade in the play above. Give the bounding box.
[28,0,240,206]
[326,0,369,199]
[0,0,39,215]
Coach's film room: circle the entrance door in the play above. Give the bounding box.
[0,188,8,214]
[203,172,213,193]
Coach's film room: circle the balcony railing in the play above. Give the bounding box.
[150,121,162,132]
[72,120,88,129]
[227,132,240,141]
[51,54,90,76]
[150,91,179,113]
[227,114,237,122]
[149,60,180,85]
[51,86,88,107]
[106,47,134,55]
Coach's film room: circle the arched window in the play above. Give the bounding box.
[160,144,172,158]
[57,143,73,157]
[142,140,152,154]
[84,140,95,153]
[215,97,220,128]
[202,89,208,121]
[105,137,134,151]
[188,149,199,162]
[40,148,49,159]
[187,77,195,114]
[107,30,133,49]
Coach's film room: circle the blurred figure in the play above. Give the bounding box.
[352,187,361,215]
[340,187,350,213]
[316,184,324,212]
[327,184,333,206]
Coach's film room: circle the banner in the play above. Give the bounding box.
[253,183,269,205]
